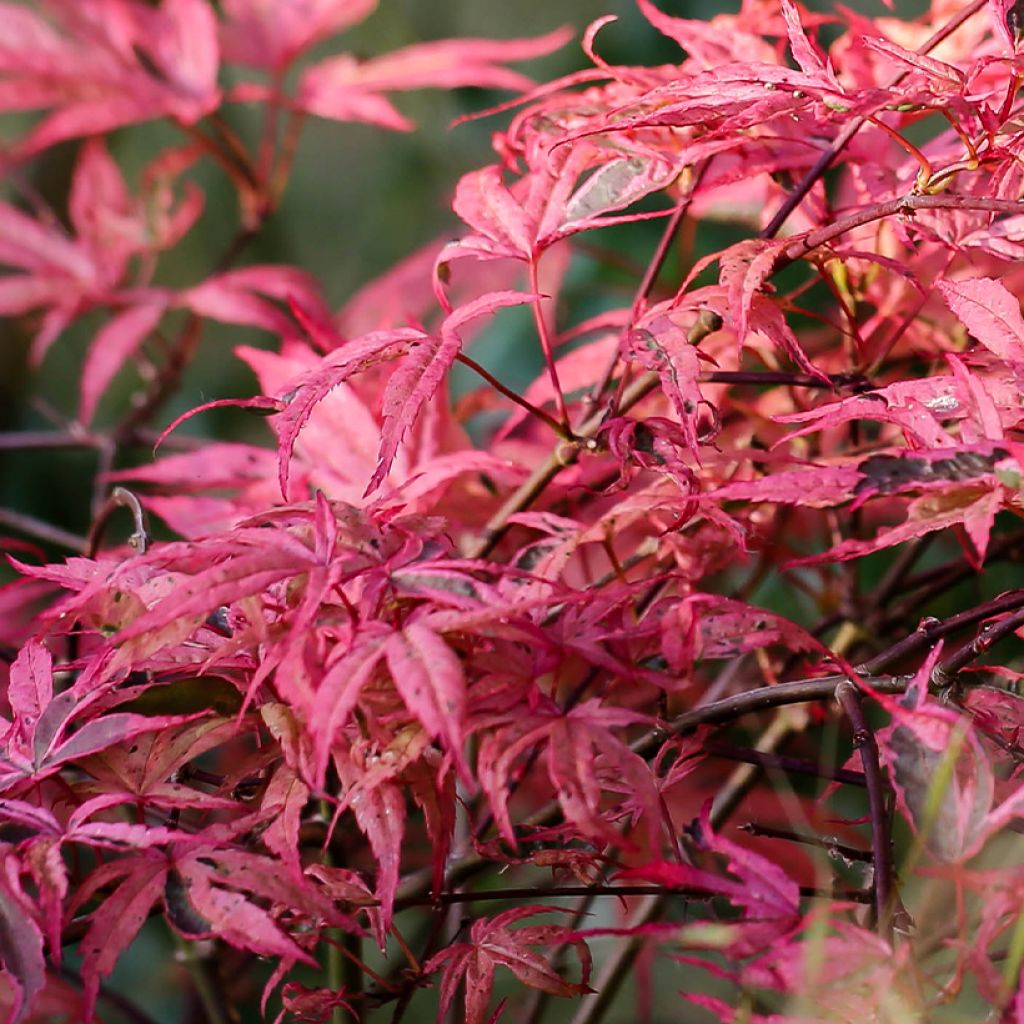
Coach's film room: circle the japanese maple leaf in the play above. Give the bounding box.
[0,139,197,368]
[294,28,572,130]
[0,640,196,796]
[219,0,377,72]
[273,290,532,496]
[227,26,572,131]
[710,441,1023,566]
[872,651,1024,863]
[441,148,679,288]
[0,0,220,158]
[71,840,347,1021]
[424,907,592,1024]
[477,696,659,847]
[618,803,802,957]
[0,854,45,1024]
[938,276,1024,366]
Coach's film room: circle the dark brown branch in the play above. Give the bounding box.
[835,680,895,938]
[862,588,1024,675]
[394,882,869,911]
[931,606,1024,688]
[704,740,867,785]
[778,194,1024,269]
[738,822,873,862]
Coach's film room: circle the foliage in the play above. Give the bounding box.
[3,0,1024,1021]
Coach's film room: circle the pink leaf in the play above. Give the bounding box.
[369,290,532,492]
[8,641,53,740]
[79,301,167,426]
[938,277,1024,365]
[297,28,571,126]
[384,622,468,776]
[0,872,45,1024]
[220,0,378,71]
[274,327,426,496]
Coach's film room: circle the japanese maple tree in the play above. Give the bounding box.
[4,0,1024,1021]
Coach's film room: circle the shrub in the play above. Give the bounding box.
[3,0,1024,1021]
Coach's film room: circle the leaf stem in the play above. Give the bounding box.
[455,352,570,437]
[529,259,570,428]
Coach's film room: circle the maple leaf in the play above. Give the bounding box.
[0,0,221,158]
[384,620,470,780]
[0,640,198,796]
[618,803,802,957]
[274,291,531,496]
[442,149,679,290]
[477,696,659,847]
[0,859,45,1024]
[294,28,572,129]
[424,907,592,1024]
[219,0,378,72]
[938,276,1024,365]
[873,651,1024,863]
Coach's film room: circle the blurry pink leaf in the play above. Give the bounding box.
[79,301,167,426]
[0,871,44,1024]
[0,0,221,157]
[182,266,330,334]
[861,34,965,85]
[220,0,377,71]
[880,698,995,862]
[297,28,571,128]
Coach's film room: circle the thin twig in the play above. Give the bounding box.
[739,822,873,863]
[703,740,867,785]
[778,194,1024,269]
[0,508,86,551]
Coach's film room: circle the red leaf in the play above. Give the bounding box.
[274,327,426,495]
[75,854,168,1020]
[182,266,330,334]
[297,29,571,127]
[2,0,221,158]
[425,907,590,1024]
